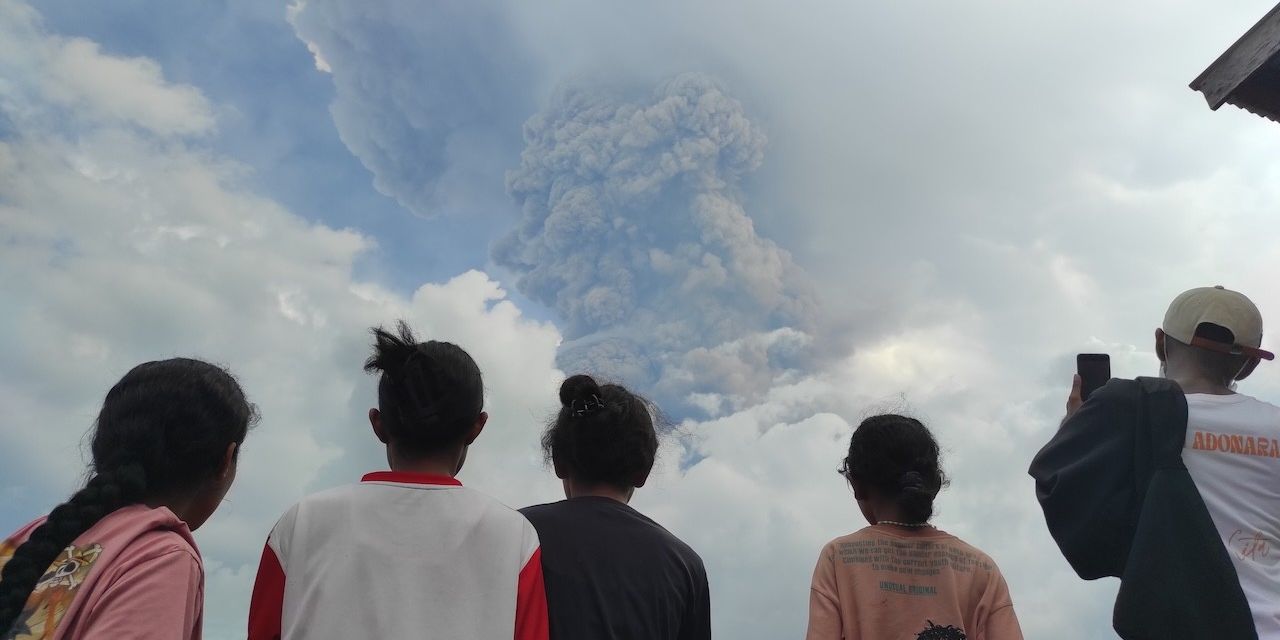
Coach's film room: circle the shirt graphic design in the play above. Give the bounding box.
[806,526,1022,640]
[0,542,104,640]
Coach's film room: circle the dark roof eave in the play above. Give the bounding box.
[1190,3,1280,110]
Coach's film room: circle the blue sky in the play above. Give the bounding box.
[33,0,523,296]
[4,1,1280,638]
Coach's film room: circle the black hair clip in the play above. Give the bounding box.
[571,394,606,417]
[898,471,926,490]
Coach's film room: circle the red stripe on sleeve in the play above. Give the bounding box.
[247,541,285,640]
[514,547,549,640]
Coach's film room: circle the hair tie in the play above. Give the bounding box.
[571,394,606,417]
[899,471,926,491]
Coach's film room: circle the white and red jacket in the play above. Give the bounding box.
[247,472,548,640]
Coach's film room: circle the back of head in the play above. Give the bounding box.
[91,358,255,490]
[542,375,659,488]
[364,321,484,456]
[1162,286,1273,385]
[1165,323,1255,387]
[841,414,946,523]
[0,358,255,634]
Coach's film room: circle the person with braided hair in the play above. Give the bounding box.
[805,414,1023,640]
[247,321,548,640]
[520,375,711,640]
[0,358,256,640]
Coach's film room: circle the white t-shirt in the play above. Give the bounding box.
[1183,393,1280,639]
[247,471,548,640]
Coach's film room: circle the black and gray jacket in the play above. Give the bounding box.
[1028,377,1256,640]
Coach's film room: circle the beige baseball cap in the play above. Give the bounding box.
[1163,286,1274,361]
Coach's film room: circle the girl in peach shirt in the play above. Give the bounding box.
[806,414,1023,640]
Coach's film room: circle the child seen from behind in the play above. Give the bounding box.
[247,322,548,640]
[806,414,1023,640]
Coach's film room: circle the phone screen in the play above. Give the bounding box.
[1077,353,1111,401]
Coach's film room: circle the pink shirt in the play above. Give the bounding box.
[806,526,1022,640]
[0,504,204,640]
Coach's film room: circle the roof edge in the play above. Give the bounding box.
[1190,3,1280,108]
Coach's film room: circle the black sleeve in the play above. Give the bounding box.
[1027,378,1140,580]
[679,562,712,640]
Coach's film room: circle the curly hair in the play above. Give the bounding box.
[840,414,948,523]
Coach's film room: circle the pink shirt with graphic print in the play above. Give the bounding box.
[0,504,203,640]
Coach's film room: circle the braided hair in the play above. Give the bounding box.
[839,414,948,523]
[0,358,255,634]
[363,321,484,456]
[542,375,660,488]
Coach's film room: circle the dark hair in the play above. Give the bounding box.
[542,375,659,488]
[1166,323,1253,385]
[364,321,484,456]
[0,358,255,634]
[839,414,947,524]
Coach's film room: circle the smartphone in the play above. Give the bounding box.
[1077,353,1111,401]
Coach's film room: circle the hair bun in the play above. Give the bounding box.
[559,375,601,407]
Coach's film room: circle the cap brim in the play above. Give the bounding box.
[1189,336,1275,361]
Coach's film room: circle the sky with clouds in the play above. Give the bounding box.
[3,0,1280,637]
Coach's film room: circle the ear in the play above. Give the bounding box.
[369,408,388,444]
[218,442,238,481]
[552,457,569,480]
[1236,357,1261,381]
[1155,328,1167,363]
[463,411,488,446]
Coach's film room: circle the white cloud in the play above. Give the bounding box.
[642,313,1130,638]
[44,39,216,135]
[285,1,331,73]
[0,4,563,635]
[0,0,215,136]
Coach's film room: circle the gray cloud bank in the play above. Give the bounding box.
[288,0,535,218]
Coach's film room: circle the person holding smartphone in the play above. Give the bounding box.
[1030,286,1277,639]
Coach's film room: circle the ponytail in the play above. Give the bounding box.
[896,469,939,524]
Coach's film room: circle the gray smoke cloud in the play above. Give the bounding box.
[288,0,535,217]
[494,74,819,411]
[288,2,822,411]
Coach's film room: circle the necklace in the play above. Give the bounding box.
[878,520,933,528]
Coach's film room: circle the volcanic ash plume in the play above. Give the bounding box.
[495,74,819,414]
